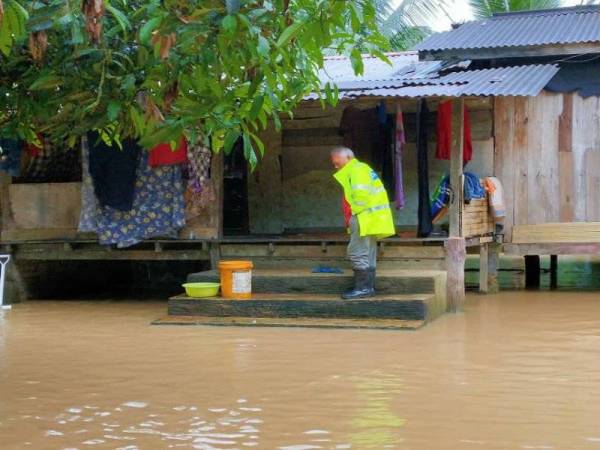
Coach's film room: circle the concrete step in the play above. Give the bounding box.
[187,268,447,297]
[152,315,425,330]
[168,293,439,322]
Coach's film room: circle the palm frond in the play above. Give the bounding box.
[469,0,561,19]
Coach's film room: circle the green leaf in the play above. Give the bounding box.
[242,133,257,169]
[248,95,264,120]
[7,0,29,24]
[350,48,364,75]
[276,21,303,47]
[0,27,11,56]
[249,132,264,157]
[221,15,237,33]
[257,35,269,57]
[107,101,121,121]
[223,129,240,154]
[139,16,161,45]
[106,4,131,34]
[138,123,184,149]
[29,75,63,90]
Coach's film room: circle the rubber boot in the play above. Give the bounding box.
[368,267,376,294]
[341,269,375,299]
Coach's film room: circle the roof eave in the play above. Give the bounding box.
[418,41,600,62]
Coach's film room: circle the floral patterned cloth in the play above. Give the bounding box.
[79,138,185,248]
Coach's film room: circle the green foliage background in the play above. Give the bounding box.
[0,0,388,166]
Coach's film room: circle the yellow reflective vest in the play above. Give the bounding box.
[333,158,395,239]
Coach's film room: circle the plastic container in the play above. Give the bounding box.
[218,260,253,299]
[182,282,221,298]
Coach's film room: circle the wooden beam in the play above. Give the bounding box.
[513,222,600,244]
[445,237,466,312]
[13,249,210,261]
[449,99,464,238]
[505,242,600,255]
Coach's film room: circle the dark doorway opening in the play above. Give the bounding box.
[223,143,249,235]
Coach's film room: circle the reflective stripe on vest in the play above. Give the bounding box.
[364,204,390,214]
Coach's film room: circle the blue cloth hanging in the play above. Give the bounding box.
[0,139,21,177]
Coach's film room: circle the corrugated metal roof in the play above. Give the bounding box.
[414,5,600,51]
[318,52,418,83]
[308,64,559,99]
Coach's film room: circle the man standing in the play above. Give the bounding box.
[331,147,395,299]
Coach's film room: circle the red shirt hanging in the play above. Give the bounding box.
[436,100,473,163]
[149,137,188,167]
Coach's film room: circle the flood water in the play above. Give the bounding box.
[1,292,600,449]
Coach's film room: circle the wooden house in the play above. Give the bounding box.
[4,5,600,317]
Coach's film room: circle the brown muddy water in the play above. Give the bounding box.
[1,292,600,450]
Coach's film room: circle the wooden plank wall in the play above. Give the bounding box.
[247,125,284,234]
[7,182,81,229]
[495,92,600,242]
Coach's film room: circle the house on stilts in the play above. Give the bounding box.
[3,5,600,327]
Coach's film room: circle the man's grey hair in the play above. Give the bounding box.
[330,146,355,159]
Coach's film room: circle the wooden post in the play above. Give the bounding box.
[445,237,466,312]
[213,151,224,240]
[0,172,13,238]
[4,259,28,305]
[550,255,558,290]
[449,99,464,238]
[209,242,221,271]
[524,255,540,289]
[479,243,489,293]
[479,242,500,294]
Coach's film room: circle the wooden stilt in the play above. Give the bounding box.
[487,242,501,294]
[479,243,489,293]
[479,242,501,294]
[550,254,558,290]
[524,255,541,289]
[445,237,466,312]
[4,259,27,304]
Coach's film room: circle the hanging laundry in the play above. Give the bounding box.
[393,100,406,210]
[19,137,81,183]
[0,139,22,177]
[87,131,140,211]
[435,100,473,163]
[149,137,188,167]
[416,99,433,238]
[79,138,186,248]
[463,172,486,202]
[186,141,212,194]
[430,175,451,223]
[484,176,506,221]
